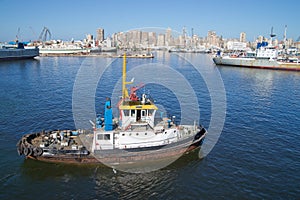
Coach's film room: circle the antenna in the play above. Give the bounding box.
[283,25,287,49]
[270,27,276,38]
[284,25,287,41]
[182,26,187,47]
[269,27,276,46]
[16,27,21,42]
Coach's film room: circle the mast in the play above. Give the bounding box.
[122,53,127,99]
[270,27,276,46]
[182,26,187,48]
[122,53,133,100]
[283,25,287,49]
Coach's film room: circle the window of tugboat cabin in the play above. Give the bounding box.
[148,109,154,116]
[123,110,129,116]
[141,110,146,117]
[130,110,135,117]
[97,134,111,140]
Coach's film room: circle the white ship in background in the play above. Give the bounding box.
[213,27,300,71]
[39,44,89,56]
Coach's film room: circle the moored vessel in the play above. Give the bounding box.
[17,54,207,170]
[112,52,154,58]
[213,54,300,71]
[213,28,300,71]
[0,42,39,60]
[39,45,89,56]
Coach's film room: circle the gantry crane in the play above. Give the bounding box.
[38,27,52,42]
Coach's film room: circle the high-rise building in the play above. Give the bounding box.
[178,35,185,46]
[165,28,172,46]
[148,32,157,46]
[240,32,246,42]
[97,28,104,42]
[141,31,149,46]
[207,31,218,46]
[157,34,165,46]
[131,30,142,44]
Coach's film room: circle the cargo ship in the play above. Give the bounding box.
[0,42,39,60]
[213,56,300,71]
[213,28,300,71]
[17,54,207,170]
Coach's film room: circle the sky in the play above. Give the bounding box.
[0,0,299,42]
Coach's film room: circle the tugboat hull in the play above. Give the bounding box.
[17,128,206,167]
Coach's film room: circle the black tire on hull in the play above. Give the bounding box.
[16,140,22,155]
[194,128,206,141]
[23,148,29,156]
[23,147,33,156]
[33,147,43,156]
[17,143,24,156]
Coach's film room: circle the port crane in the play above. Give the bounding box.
[38,27,52,42]
[15,27,21,42]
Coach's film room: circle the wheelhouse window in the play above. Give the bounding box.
[148,109,154,116]
[131,109,136,117]
[141,110,146,117]
[97,134,111,140]
[123,110,129,116]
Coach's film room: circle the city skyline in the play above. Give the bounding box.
[0,0,299,42]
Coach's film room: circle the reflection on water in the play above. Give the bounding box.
[95,168,176,199]
[251,71,275,97]
[94,151,200,199]
[18,150,201,199]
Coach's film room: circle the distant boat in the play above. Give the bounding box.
[90,46,117,54]
[112,53,154,58]
[39,45,89,56]
[169,47,210,53]
[0,42,39,60]
[213,44,300,71]
[101,46,117,52]
[213,28,300,71]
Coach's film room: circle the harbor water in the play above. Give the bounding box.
[0,52,299,199]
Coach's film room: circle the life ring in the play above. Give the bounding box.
[25,147,33,156]
[17,143,24,156]
[33,147,43,156]
[23,147,29,156]
[37,147,43,156]
[17,147,22,156]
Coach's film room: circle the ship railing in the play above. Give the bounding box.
[146,118,154,129]
[122,118,133,131]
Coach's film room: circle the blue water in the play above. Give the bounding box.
[0,53,299,199]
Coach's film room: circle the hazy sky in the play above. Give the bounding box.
[0,0,299,42]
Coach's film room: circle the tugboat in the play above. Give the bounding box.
[17,54,207,169]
